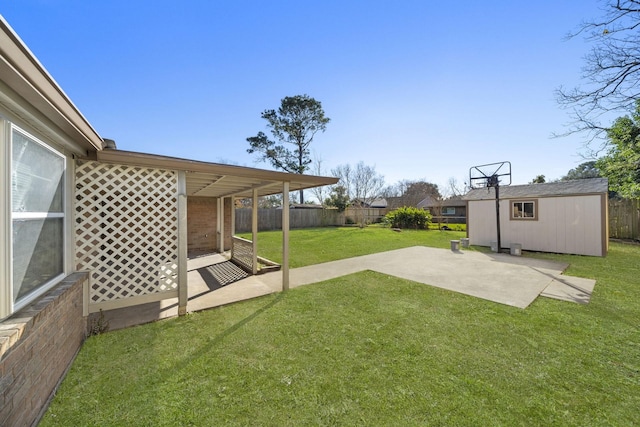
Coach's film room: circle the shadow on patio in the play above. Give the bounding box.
[93,253,281,331]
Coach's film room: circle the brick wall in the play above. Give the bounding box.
[187,196,217,253]
[188,197,234,253]
[224,198,232,250]
[0,272,88,426]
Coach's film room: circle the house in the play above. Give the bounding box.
[0,16,337,426]
[463,178,609,256]
[352,197,389,208]
[418,195,467,224]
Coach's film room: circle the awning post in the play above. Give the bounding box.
[252,188,258,275]
[282,181,290,291]
[177,171,188,315]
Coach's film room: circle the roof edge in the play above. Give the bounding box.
[0,16,103,152]
[96,149,339,186]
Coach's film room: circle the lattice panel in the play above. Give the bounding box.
[231,236,254,273]
[75,160,179,304]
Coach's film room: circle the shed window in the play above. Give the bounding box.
[443,207,456,215]
[512,200,536,220]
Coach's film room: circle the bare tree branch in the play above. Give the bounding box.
[557,1,640,148]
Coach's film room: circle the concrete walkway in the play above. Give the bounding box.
[257,246,596,308]
[100,246,596,330]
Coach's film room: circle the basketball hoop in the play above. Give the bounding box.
[469,161,512,253]
[469,161,511,189]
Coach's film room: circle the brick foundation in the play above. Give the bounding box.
[0,272,88,426]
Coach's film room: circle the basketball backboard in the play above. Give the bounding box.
[469,161,511,189]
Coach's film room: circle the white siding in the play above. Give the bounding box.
[468,200,497,246]
[468,195,604,256]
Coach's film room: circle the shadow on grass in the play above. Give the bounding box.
[162,293,285,375]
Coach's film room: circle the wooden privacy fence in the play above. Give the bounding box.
[235,208,344,232]
[609,198,640,240]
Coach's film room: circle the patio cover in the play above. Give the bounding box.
[94,148,338,314]
[97,149,338,197]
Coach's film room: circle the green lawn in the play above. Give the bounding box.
[41,229,640,426]
[238,226,473,268]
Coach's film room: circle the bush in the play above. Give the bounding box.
[383,206,432,229]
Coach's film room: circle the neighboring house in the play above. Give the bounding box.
[463,178,609,256]
[352,198,388,208]
[0,16,337,426]
[418,196,467,224]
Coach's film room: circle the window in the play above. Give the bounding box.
[511,200,536,220]
[10,126,66,308]
[443,207,456,216]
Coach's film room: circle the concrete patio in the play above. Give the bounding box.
[98,246,596,331]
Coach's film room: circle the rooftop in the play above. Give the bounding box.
[463,178,609,201]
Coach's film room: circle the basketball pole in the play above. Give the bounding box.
[495,181,501,253]
[469,162,511,254]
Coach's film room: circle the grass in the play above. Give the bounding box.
[238,225,472,267]
[40,230,640,426]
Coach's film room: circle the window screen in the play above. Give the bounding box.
[11,127,65,304]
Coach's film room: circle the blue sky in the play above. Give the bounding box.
[2,1,606,194]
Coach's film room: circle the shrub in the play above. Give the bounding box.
[384,206,432,229]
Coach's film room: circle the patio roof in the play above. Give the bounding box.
[97,149,339,198]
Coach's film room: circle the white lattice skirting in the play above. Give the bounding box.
[75,160,179,311]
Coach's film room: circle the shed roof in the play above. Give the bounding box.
[418,195,467,208]
[463,178,608,201]
[97,149,339,199]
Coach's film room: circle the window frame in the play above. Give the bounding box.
[510,199,538,221]
[7,123,68,313]
[443,207,456,216]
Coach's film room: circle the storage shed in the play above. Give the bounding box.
[463,178,609,256]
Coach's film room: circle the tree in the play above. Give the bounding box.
[352,162,385,226]
[402,181,440,207]
[324,185,350,212]
[247,94,330,203]
[259,195,282,208]
[596,101,640,198]
[446,177,467,197]
[309,153,330,205]
[381,179,441,208]
[530,175,546,184]
[331,164,353,198]
[331,162,385,226]
[557,1,640,149]
[561,161,601,180]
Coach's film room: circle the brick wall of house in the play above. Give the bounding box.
[188,197,234,254]
[224,198,232,250]
[0,272,88,426]
[187,196,217,253]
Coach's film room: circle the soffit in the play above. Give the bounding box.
[96,149,339,198]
